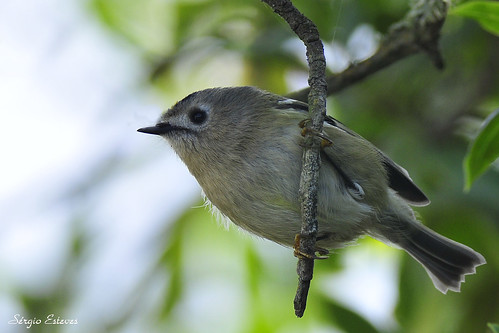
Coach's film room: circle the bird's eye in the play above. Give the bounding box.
[188,107,207,125]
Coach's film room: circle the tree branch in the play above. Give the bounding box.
[287,0,448,102]
[261,0,327,318]
[260,0,448,319]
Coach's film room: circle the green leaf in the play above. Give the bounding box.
[319,296,381,333]
[464,109,499,190]
[450,1,499,36]
[489,323,499,333]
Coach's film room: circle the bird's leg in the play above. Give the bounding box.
[293,234,330,260]
[298,119,333,148]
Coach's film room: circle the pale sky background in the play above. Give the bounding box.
[0,1,397,332]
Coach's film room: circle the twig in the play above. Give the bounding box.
[287,0,448,102]
[260,0,448,318]
[261,0,327,318]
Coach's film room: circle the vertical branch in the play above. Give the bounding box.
[261,0,327,317]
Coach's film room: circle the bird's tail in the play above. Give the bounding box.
[378,214,486,294]
[396,220,486,293]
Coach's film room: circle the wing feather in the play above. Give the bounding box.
[324,115,430,206]
[274,99,430,206]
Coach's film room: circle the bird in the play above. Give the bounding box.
[138,86,486,294]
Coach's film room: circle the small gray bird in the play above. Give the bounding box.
[138,86,485,293]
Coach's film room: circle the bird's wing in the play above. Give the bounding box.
[324,116,430,206]
[274,99,430,206]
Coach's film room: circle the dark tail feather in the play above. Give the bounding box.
[399,222,486,293]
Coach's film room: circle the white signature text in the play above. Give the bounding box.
[8,314,78,329]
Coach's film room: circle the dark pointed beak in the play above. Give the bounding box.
[137,123,172,135]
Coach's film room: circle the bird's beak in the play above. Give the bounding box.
[137,123,172,135]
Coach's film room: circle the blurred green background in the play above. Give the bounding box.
[1,0,498,332]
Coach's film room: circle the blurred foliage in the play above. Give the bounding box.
[318,295,382,333]
[450,0,499,36]
[489,323,499,333]
[17,0,495,332]
[464,109,499,190]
